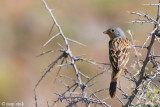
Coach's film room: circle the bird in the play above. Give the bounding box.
[103,27,129,98]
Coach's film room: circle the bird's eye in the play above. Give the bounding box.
[111,29,115,32]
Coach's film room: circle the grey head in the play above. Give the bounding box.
[103,27,126,39]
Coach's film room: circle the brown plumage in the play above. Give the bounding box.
[103,27,129,98]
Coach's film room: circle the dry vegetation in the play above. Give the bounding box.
[34,0,160,107]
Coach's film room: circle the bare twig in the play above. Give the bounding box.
[124,1,160,106]
[128,30,141,68]
[35,0,111,107]
[43,33,61,47]
[34,53,64,107]
[36,0,160,107]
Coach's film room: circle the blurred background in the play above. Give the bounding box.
[0,0,159,106]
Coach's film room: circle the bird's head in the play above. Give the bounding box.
[103,27,126,39]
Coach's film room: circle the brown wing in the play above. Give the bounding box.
[109,38,129,78]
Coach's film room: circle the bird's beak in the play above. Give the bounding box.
[103,30,108,34]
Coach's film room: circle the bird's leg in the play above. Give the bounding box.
[124,66,128,75]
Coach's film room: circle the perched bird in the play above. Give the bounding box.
[103,27,129,98]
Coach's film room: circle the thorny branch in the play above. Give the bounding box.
[35,0,160,107]
[34,0,110,107]
[123,0,160,106]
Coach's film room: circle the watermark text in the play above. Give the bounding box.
[1,102,24,107]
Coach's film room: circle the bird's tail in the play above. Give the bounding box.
[109,79,117,98]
